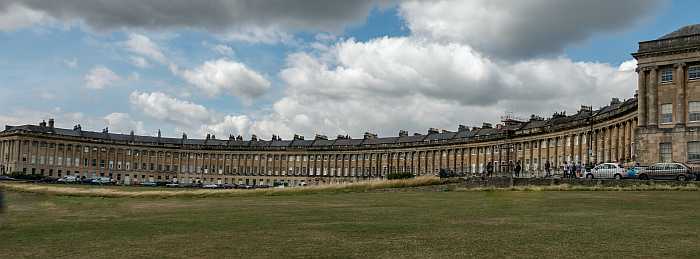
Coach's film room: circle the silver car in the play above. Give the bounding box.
[584,163,626,179]
[638,162,697,181]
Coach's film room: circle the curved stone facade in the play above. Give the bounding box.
[0,97,637,186]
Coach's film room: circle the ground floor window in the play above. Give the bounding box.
[688,142,700,162]
[659,143,672,162]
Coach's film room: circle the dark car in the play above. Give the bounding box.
[221,184,236,189]
[0,175,17,181]
[638,162,697,181]
[81,178,95,184]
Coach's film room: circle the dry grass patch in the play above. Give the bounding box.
[0,176,442,198]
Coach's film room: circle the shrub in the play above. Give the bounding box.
[387,172,415,180]
[8,172,45,181]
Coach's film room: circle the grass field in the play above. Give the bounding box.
[0,189,698,258]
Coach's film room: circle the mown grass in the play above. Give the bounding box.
[0,176,443,198]
[0,190,698,258]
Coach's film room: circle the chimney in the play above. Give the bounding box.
[157,129,161,138]
[398,130,408,137]
[251,134,258,141]
[182,133,188,140]
[48,118,55,128]
[206,133,211,140]
[610,98,621,105]
[293,134,304,140]
[315,134,328,140]
[363,132,377,139]
[39,120,47,127]
[428,128,440,134]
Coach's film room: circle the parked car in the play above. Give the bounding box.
[165,183,180,188]
[140,182,158,187]
[57,175,79,183]
[91,177,115,185]
[583,163,627,179]
[202,184,219,189]
[37,177,59,183]
[0,175,17,181]
[638,162,697,181]
[221,184,236,189]
[81,178,95,184]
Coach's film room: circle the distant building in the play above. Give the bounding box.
[633,24,700,164]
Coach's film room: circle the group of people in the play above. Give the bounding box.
[481,160,595,178]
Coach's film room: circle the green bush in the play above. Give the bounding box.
[387,172,415,180]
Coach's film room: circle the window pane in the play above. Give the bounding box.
[689,142,700,161]
[689,66,700,80]
[661,104,673,123]
[661,68,673,82]
[689,101,700,122]
[659,143,672,162]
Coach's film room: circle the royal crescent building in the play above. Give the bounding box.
[0,25,699,186]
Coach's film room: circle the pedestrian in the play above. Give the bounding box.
[515,161,522,178]
[576,162,582,178]
[563,161,569,178]
[544,160,551,178]
[486,161,494,178]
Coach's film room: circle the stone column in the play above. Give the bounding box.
[638,68,647,126]
[648,67,658,126]
[676,62,687,125]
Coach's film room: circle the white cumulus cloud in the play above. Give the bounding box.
[103,112,145,134]
[129,91,213,127]
[84,66,121,89]
[182,58,271,101]
[124,33,168,64]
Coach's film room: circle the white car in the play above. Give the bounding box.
[57,175,79,183]
[91,177,115,185]
[584,163,626,180]
[202,184,219,189]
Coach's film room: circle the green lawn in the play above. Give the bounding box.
[0,190,698,258]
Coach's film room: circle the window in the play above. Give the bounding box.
[688,142,700,162]
[689,66,700,80]
[660,103,673,123]
[660,68,673,83]
[659,143,672,162]
[689,102,700,122]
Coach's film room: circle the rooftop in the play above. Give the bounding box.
[659,24,700,40]
[1,97,636,149]
[636,24,700,54]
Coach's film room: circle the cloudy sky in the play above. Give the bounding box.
[0,0,697,140]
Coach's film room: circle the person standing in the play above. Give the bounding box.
[514,161,522,178]
[544,160,551,178]
[486,161,494,178]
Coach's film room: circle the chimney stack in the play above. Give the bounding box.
[48,118,55,128]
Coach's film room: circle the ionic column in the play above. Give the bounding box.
[648,67,658,125]
[676,63,687,125]
[638,68,647,126]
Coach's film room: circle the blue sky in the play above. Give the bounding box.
[0,0,697,139]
